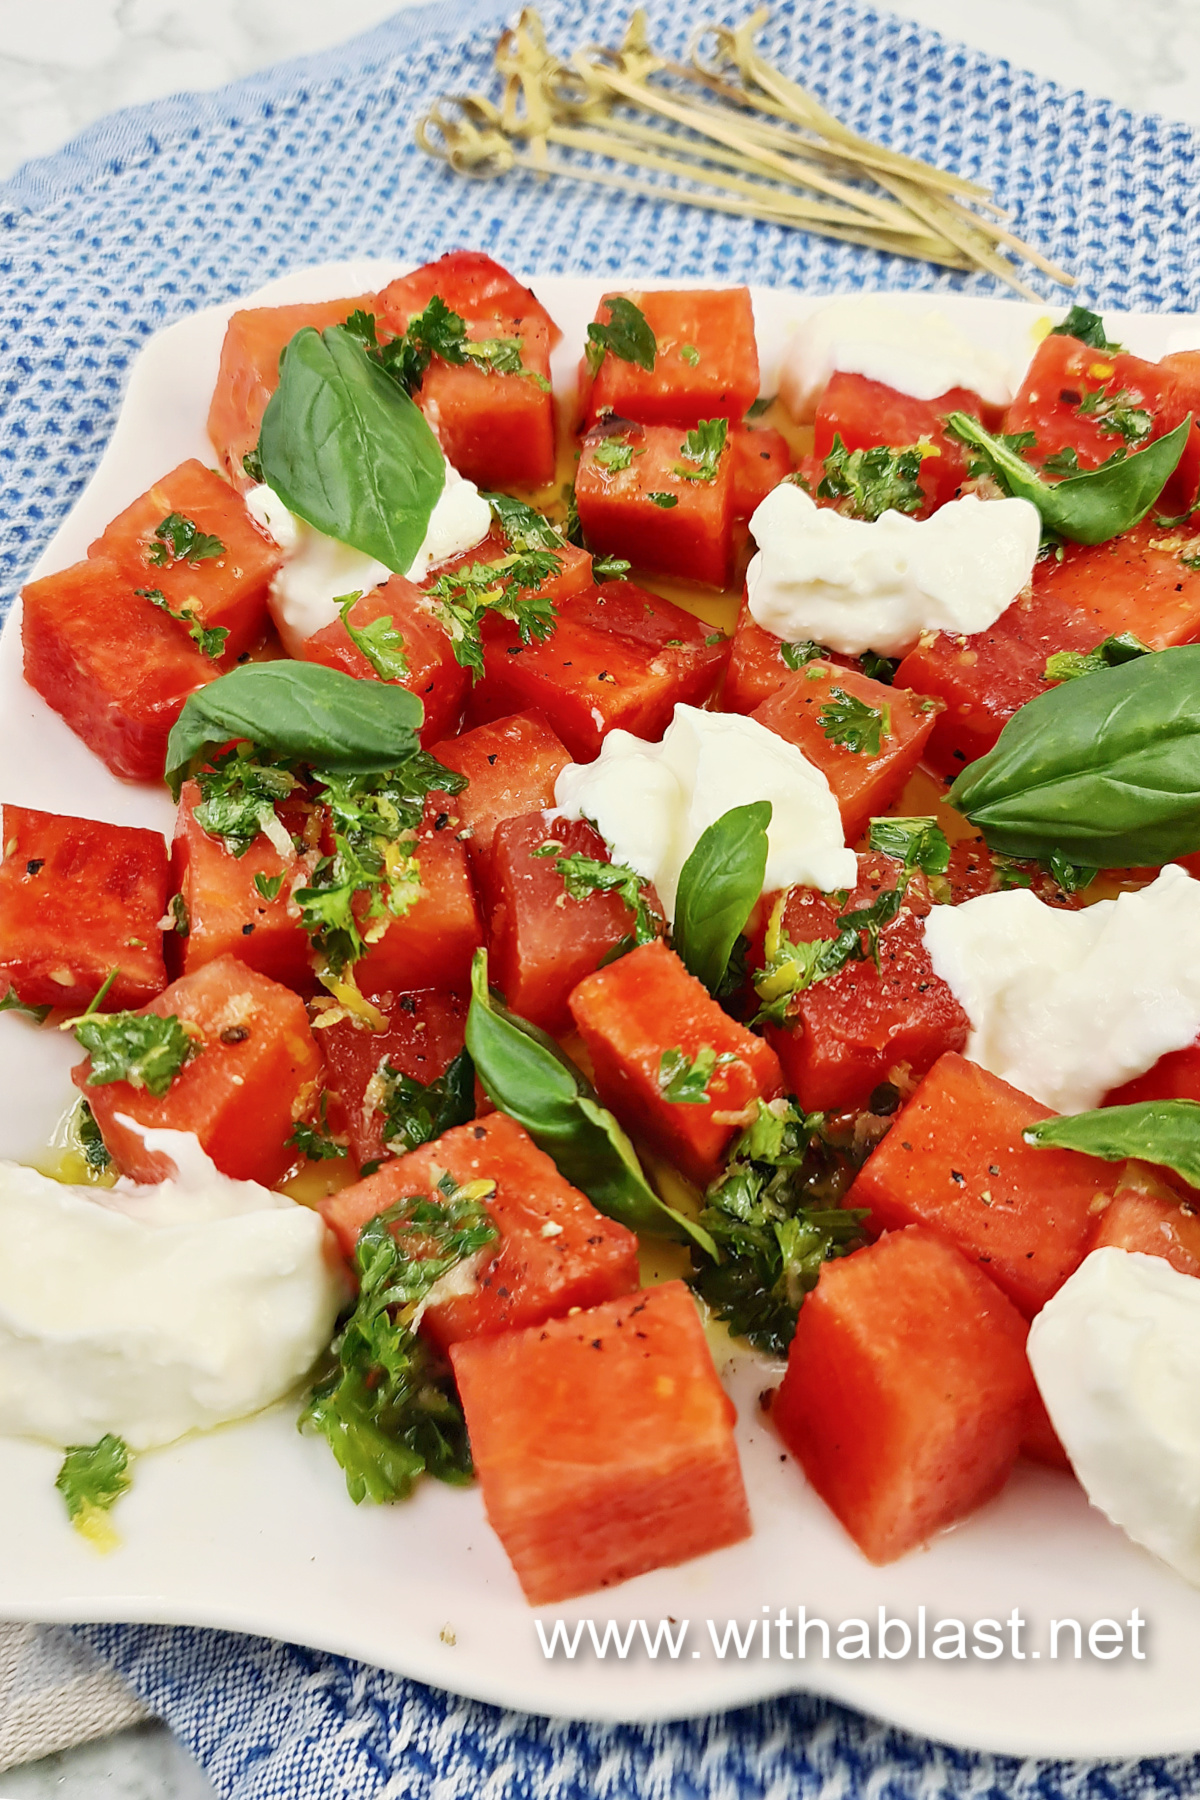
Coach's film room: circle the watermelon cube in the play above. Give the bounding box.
[207,293,377,482]
[450,1281,751,1603]
[376,253,560,491]
[319,1111,639,1349]
[846,1052,1118,1316]
[76,954,322,1186]
[171,780,315,993]
[469,581,728,762]
[350,801,482,998]
[300,576,470,748]
[772,1227,1034,1563]
[489,812,663,1033]
[22,557,214,783]
[579,288,758,429]
[430,711,571,892]
[88,459,279,661]
[575,421,736,587]
[0,805,169,1012]
[569,939,784,1188]
[318,987,469,1168]
[760,856,969,1115]
[750,660,936,845]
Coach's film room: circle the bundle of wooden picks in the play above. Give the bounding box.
[415,7,1073,297]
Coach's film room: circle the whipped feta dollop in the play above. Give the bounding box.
[778,295,1014,422]
[1028,1248,1200,1586]
[923,865,1200,1114]
[246,465,491,656]
[0,1125,346,1450]
[553,703,856,922]
[745,483,1040,658]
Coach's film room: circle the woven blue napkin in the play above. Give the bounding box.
[4,0,1200,1792]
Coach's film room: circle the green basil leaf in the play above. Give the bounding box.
[258,326,445,572]
[1025,1099,1200,1188]
[165,663,423,798]
[673,803,772,994]
[949,644,1200,866]
[464,951,715,1255]
[945,410,1191,546]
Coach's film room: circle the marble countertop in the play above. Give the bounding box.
[1,0,1196,1794]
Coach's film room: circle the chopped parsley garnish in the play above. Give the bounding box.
[867,814,951,878]
[337,591,410,682]
[647,492,678,509]
[167,892,190,936]
[817,434,924,520]
[194,747,298,857]
[373,1048,475,1157]
[1043,632,1151,683]
[253,872,285,902]
[424,551,560,681]
[690,1099,867,1353]
[680,343,701,367]
[673,418,728,483]
[584,296,656,378]
[780,639,825,671]
[534,845,660,951]
[0,988,51,1023]
[657,1045,737,1104]
[818,687,890,756]
[55,1434,132,1542]
[960,427,1036,482]
[74,1099,112,1174]
[753,884,905,1026]
[746,394,776,420]
[345,300,549,393]
[1047,851,1098,894]
[1042,445,1082,476]
[561,481,583,546]
[1076,384,1153,445]
[484,492,566,553]
[136,587,228,660]
[294,770,422,978]
[301,1179,498,1503]
[74,1007,198,1097]
[591,553,631,581]
[292,754,462,981]
[146,512,225,567]
[592,436,636,473]
[1049,306,1121,353]
[287,1091,347,1161]
[859,650,898,685]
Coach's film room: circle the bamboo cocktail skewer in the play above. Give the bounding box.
[415,7,1073,292]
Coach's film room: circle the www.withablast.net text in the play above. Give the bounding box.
[536,1607,1148,1663]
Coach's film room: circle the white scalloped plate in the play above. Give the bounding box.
[2,266,1200,1759]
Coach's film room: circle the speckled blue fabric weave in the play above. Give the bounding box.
[4,0,1200,1790]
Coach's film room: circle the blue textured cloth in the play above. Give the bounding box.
[4,0,1200,1792]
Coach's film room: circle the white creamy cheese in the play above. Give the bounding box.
[0,1125,345,1451]
[404,459,493,582]
[553,703,856,922]
[245,467,490,656]
[1028,1248,1200,1586]
[923,865,1200,1114]
[745,482,1040,658]
[778,295,1013,422]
